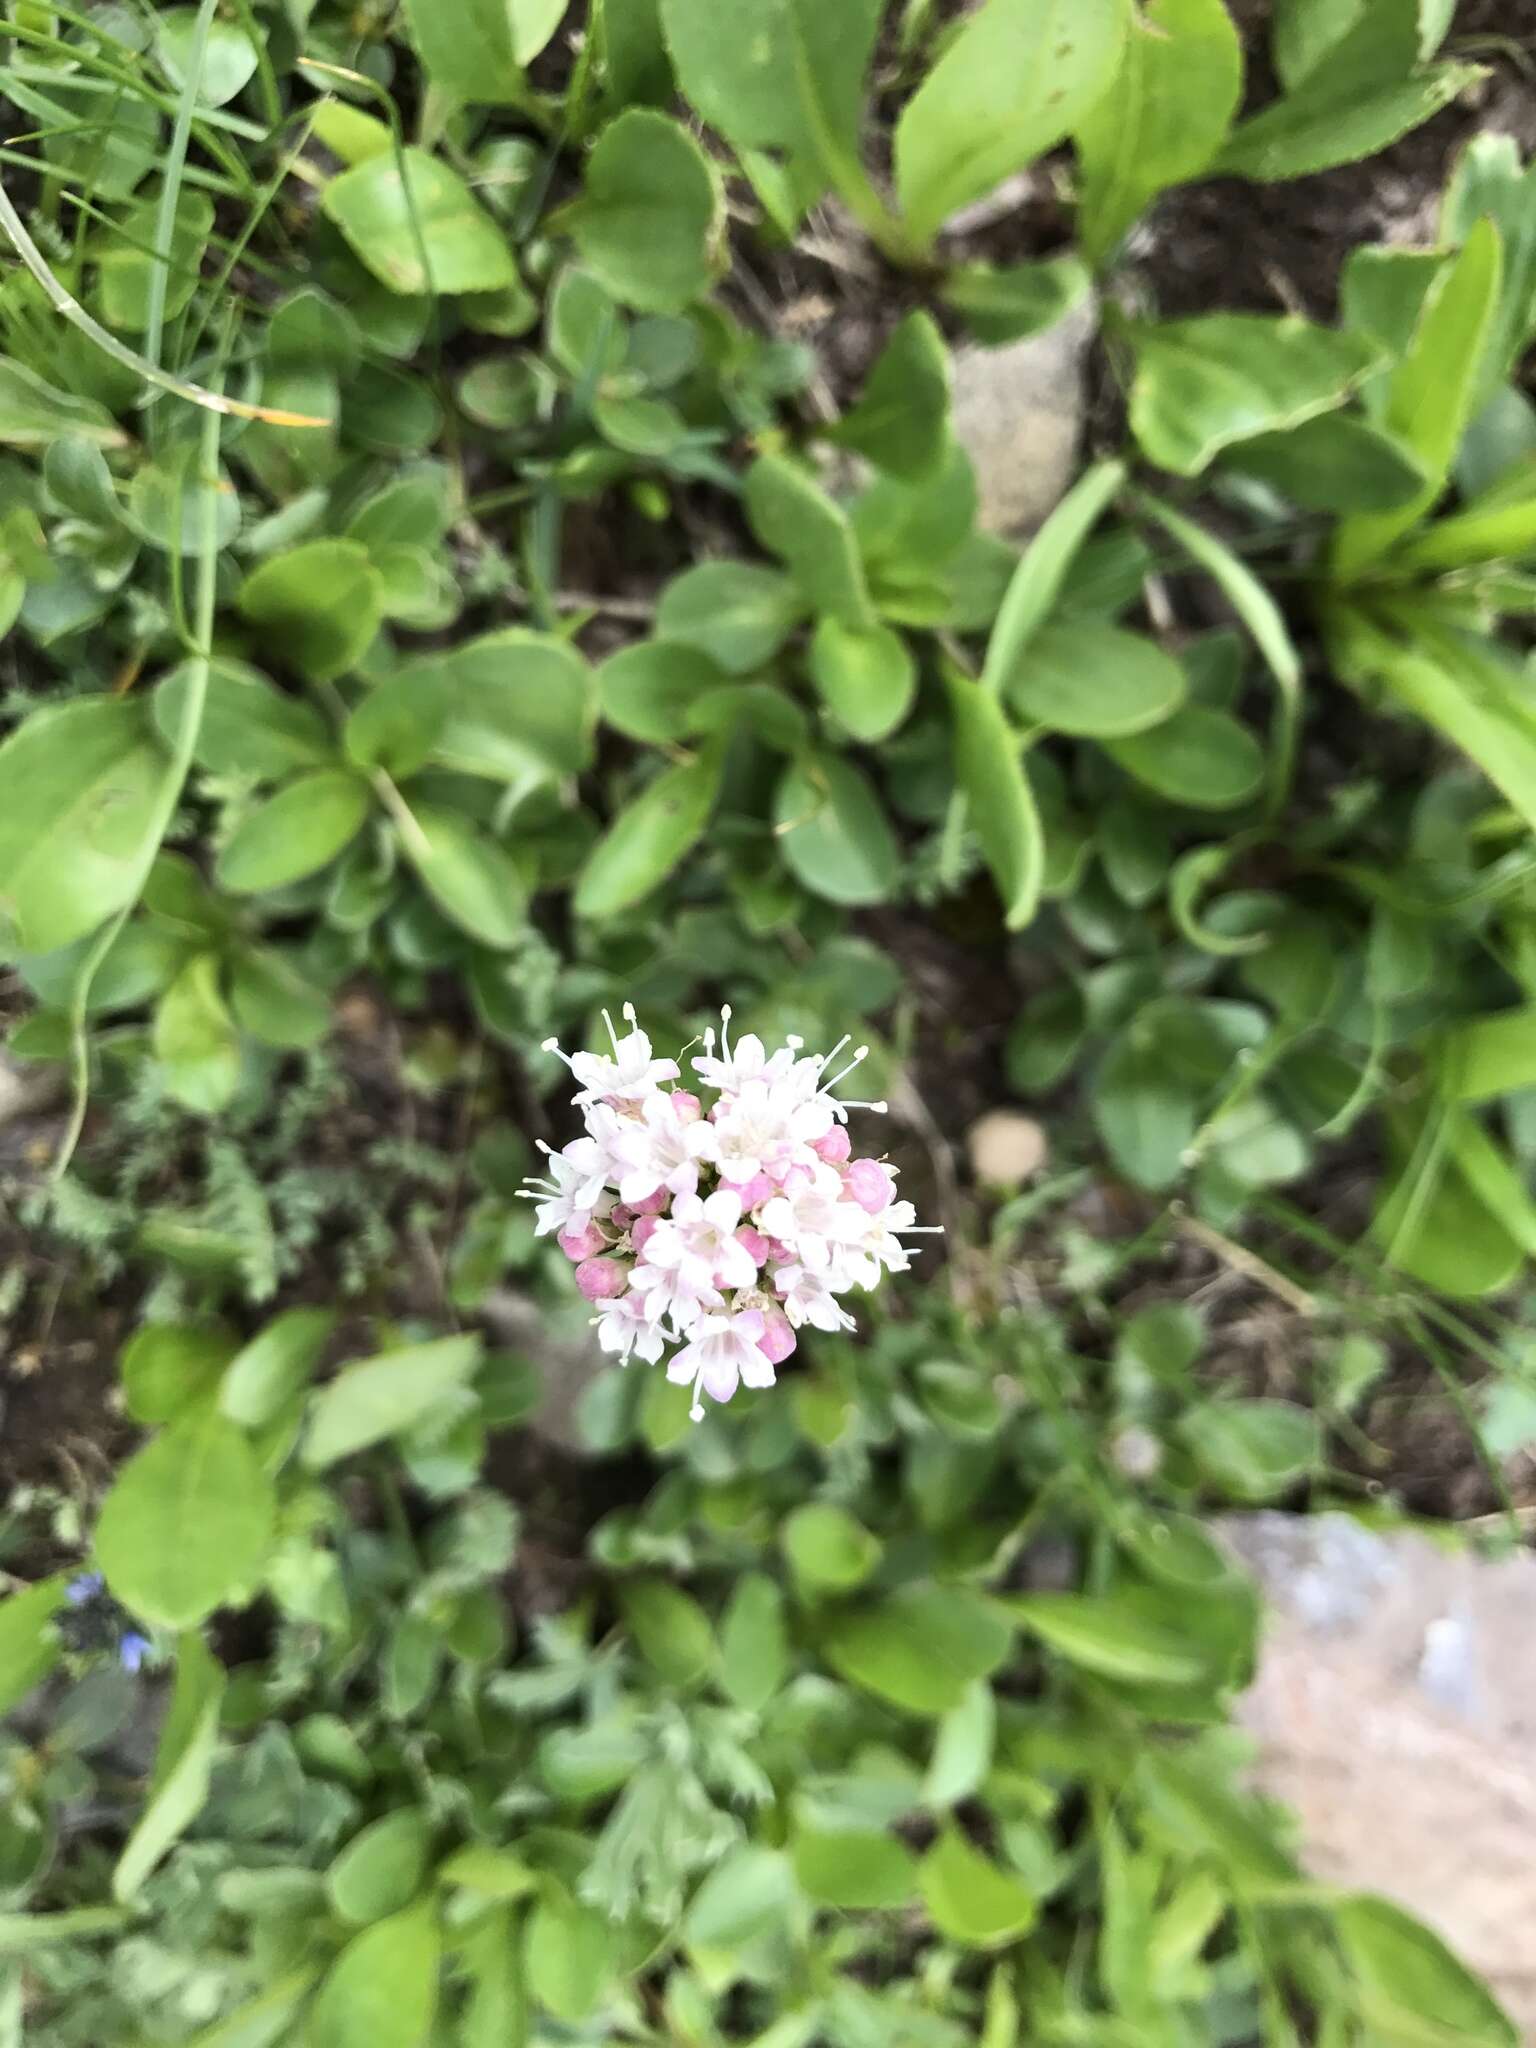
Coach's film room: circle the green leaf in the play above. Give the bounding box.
[1009,1589,1210,1686]
[216,772,371,894]
[1443,136,1536,399]
[1104,706,1265,809]
[939,256,1091,346]
[96,1411,274,1628]
[1006,984,1087,1093]
[822,1583,1012,1716]
[401,0,568,101]
[617,1577,715,1684]
[400,806,527,949]
[156,9,259,106]
[981,459,1126,690]
[301,1335,482,1471]
[569,109,722,313]
[946,668,1043,932]
[793,1823,917,1908]
[228,945,331,1050]
[237,540,384,682]
[113,1633,225,1901]
[1075,0,1243,268]
[658,0,881,163]
[170,1972,318,2048]
[460,1909,525,2048]
[1393,484,1536,574]
[598,641,724,743]
[1376,1113,1526,1299]
[1135,493,1303,810]
[0,360,122,449]
[1179,1400,1320,1499]
[924,1681,996,1807]
[1127,314,1380,475]
[685,1846,795,1950]
[1335,1894,1517,2048]
[1335,220,1504,573]
[919,1825,1037,1947]
[126,1318,236,1417]
[1338,618,1536,836]
[826,312,951,480]
[1005,621,1186,738]
[0,698,166,956]
[0,1576,68,1716]
[310,1902,441,2048]
[1094,1031,1198,1189]
[782,1503,882,1595]
[440,1844,538,1901]
[154,955,241,1114]
[93,192,214,333]
[718,1572,788,1712]
[657,562,806,673]
[345,676,447,781]
[127,450,242,556]
[524,1892,615,2023]
[774,755,899,907]
[155,660,333,780]
[220,1309,336,1431]
[1225,412,1429,511]
[745,454,872,626]
[575,741,724,918]
[808,619,916,743]
[0,1907,128,1954]
[1220,8,1478,182]
[326,1811,432,1926]
[421,629,592,789]
[894,0,1131,248]
[322,148,516,295]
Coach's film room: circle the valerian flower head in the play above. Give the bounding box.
[520,1007,938,1421]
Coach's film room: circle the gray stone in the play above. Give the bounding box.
[949,298,1096,538]
[1224,1512,1536,2033]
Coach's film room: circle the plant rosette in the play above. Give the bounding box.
[520,1008,937,1417]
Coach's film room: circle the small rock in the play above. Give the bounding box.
[1224,1512,1536,2033]
[967,1110,1048,1188]
[949,298,1096,537]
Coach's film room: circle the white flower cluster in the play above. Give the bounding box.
[519,1006,936,1420]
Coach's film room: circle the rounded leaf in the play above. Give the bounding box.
[95,1409,275,1628]
[237,541,384,682]
[575,742,724,919]
[774,756,899,907]
[1006,622,1187,738]
[570,109,722,313]
[216,772,371,894]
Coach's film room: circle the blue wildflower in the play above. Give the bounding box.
[65,1573,104,1606]
[118,1633,151,1675]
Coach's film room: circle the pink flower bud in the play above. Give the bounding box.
[814,1125,852,1165]
[736,1226,770,1265]
[631,1213,660,1254]
[558,1220,606,1262]
[671,1089,703,1123]
[731,1169,775,1210]
[845,1158,895,1215]
[609,1203,636,1229]
[757,1305,797,1365]
[575,1257,627,1302]
[764,1238,792,1265]
[779,1162,814,1194]
[631,1188,670,1217]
